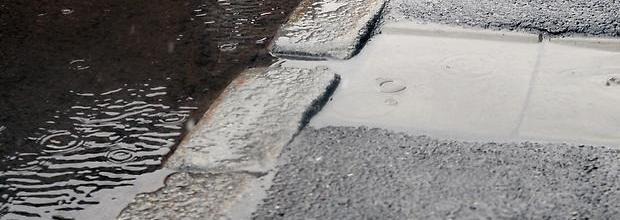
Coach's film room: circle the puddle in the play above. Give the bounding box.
[0,0,302,218]
[0,85,190,219]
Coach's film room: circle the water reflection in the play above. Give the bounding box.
[0,85,191,219]
[0,0,302,218]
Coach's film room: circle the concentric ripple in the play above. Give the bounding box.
[0,84,192,219]
[106,148,137,164]
[34,130,85,154]
[437,54,497,78]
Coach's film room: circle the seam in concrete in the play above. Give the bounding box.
[299,73,341,129]
[346,0,388,59]
[267,52,330,61]
[512,42,546,137]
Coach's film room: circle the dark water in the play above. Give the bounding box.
[0,0,301,218]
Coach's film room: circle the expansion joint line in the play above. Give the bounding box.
[512,41,546,137]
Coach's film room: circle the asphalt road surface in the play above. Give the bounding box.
[387,0,620,36]
[255,127,620,219]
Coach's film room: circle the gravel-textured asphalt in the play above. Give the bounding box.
[386,0,620,37]
[254,126,620,219]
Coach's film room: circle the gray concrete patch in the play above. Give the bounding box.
[254,126,620,219]
[271,0,387,59]
[385,0,620,37]
[310,23,620,147]
[166,64,339,173]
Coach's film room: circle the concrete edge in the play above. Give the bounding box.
[161,68,258,171]
[381,22,542,43]
[164,64,340,173]
[119,63,341,219]
[269,0,388,60]
[220,70,341,219]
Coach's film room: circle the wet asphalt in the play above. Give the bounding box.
[255,127,620,219]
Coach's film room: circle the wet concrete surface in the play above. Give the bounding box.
[255,126,620,219]
[166,65,340,173]
[0,0,301,218]
[308,24,620,147]
[386,0,620,37]
[118,64,339,219]
[270,0,387,60]
[118,171,256,220]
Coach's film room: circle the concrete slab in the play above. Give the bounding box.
[166,64,339,173]
[270,0,387,59]
[385,0,620,37]
[254,126,620,219]
[310,23,620,147]
[519,43,620,146]
[312,24,541,140]
[120,64,340,219]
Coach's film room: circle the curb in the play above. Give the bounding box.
[118,64,340,219]
[270,0,387,60]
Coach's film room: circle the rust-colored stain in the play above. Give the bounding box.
[287,0,315,23]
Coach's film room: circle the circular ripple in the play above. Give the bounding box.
[437,54,497,78]
[68,59,90,71]
[106,149,137,164]
[38,131,85,153]
[158,112,189,125]
[376,78,407,93]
